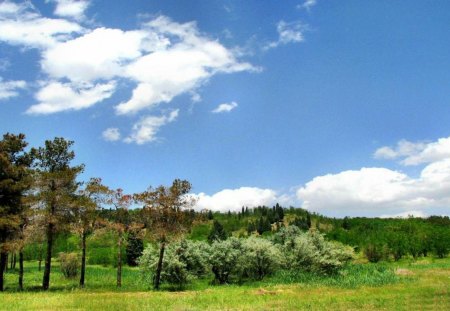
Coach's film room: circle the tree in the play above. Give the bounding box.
[0,133,32,291]
[74,177,109,287]
[207,220,228,243]
[105,187,132,287]
[126,231,144,267]
[135,179,195,289]
[31,137,83,290]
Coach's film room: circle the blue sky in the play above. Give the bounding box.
[1,0,450,217]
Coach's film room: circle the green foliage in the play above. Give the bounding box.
[208,237,242,284]
[188,223,211,241]
[87,230,118,266]
[276,228,354,275]
[239,237,282,280]
[364,243,388,263]
[58,252,79,278]
[126,232,144,267]
[176,240,209,277]
[139,240,209,288]
[207,220,228,243]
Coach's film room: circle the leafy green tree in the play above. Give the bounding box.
[433,227,449,258]
[0,133,32,291]
[31,137,83,290]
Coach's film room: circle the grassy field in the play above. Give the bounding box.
[0,258,449,310]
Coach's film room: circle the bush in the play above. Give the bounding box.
[176,240,209,277]
[208,237,242,284]
[139,244,189,289]
[139,240,209,289]
[239,237,282,280]
[364,243,388,263]
[283,231,354,275]
[59,252,79,278]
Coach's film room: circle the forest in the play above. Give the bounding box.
[1,133,449,309]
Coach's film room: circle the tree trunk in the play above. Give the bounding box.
[4,253,8,272]
[13,253,16,270]
[154,242,165,290]
[117,234,122,288]
[18,251,24,291]
[80,231,87,287]
[42,221,54,290]
[0,251,7,291]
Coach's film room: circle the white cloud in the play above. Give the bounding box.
[115,16,255,115]
[297,0,317,11]
[194,187,281,212]
[0,2,256,143]
[0,1,82,49]
[265,20,306,50]
[297,136,450,217]
[102,127,121,142]
[124,109,179,145]
[374,137,450,166]
[42,27,151,82]
[50,0,90,21]
[0,78,26,100]
[27,81,116,114]
[212,101,238,113]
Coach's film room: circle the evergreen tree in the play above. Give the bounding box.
[32,137,83,290]
[208,220,228,243]
[126,231,144,266]
[0,133,32,291]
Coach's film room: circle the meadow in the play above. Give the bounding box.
[1,257,449,310]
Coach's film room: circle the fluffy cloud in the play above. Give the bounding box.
[297,136,450,217]
[0,78,26,100]
[102,128,121,142]
[212,101,238,113]
[374,137,450,166]
[42,27,150,82]
[115,16,255,115]
[265,20,306,50]
[27,81,116,114]
[124,109,179,144]
[50,0,90,21]
[194,187,281,212]
[0,1,82,48]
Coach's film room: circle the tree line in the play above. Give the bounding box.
[0,133,196,291]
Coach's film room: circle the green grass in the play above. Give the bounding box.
[1,257,449,310]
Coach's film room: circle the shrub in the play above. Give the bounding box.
[239,237,282,280]
[59,252,79,278]
[208,237,242,284]
[139,240,209,289]
[139,244,189,289]
[176,240,209,277]
[364,243,388,263]
[283,231,354,275]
